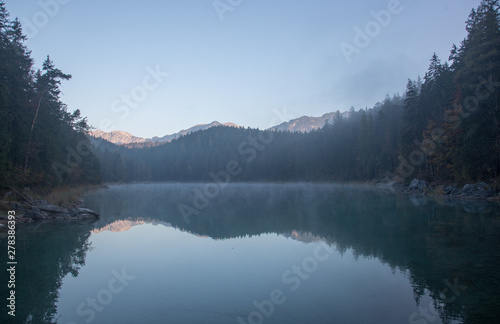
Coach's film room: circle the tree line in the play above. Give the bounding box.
[0,1,100,190]
[2,0,499,189]
[94,1,500,185]
[401,0,500,183]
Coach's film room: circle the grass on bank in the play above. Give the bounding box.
[43,185,95,206]
[1,184,103,208]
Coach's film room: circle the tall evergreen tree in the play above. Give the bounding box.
[0,2,100,188]
[448,0,500,181]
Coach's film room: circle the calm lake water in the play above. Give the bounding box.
[1,183,500,324]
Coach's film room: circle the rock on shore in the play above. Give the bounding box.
[2,196,99,225]
[378,178,499,200]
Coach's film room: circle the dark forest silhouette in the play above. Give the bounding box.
[1,1,500,188]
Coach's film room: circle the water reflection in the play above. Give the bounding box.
[84,183,500,323]
[0,220,95,324]
[1,183,499,323]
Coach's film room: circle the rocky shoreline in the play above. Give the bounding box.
[377,178,500,200]
[0,195,99,228]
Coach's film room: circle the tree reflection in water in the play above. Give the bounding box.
[2,183,499,323]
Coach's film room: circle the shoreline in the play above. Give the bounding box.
[100,180,500,201]
[75,180,500,202]
[2,179,498,229]
[376,179,500,202]
[0,184,105,229]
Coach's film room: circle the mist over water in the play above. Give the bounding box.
[2,183,500,323]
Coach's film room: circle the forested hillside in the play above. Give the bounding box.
[2,0,500,189]
[93,99,403,183]
[400,0,500,183]
[0,1,100,189]
[94,1,500,185]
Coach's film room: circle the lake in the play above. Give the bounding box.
[1,183,500,324]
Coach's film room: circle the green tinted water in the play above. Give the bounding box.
[1,183,499,323]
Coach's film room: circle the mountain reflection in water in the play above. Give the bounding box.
[1,183,499,324]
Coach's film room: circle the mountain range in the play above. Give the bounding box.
[268,111,349,133]
[91,121,238,145]
[90,111,349,145]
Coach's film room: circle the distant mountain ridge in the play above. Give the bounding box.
[267,111,350,133]
[90,111,350,145]
[150,121,239,143]
[90,121,238,145]
[90,130,147,145]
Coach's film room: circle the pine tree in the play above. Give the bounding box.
[1,1,100,188]
[449,0,500,180]
[0,2,34,184]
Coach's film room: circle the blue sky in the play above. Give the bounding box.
[6,0,481,138]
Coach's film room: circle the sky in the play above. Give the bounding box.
[5,0,482,138]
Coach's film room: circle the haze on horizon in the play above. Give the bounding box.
[6,0,481,138]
